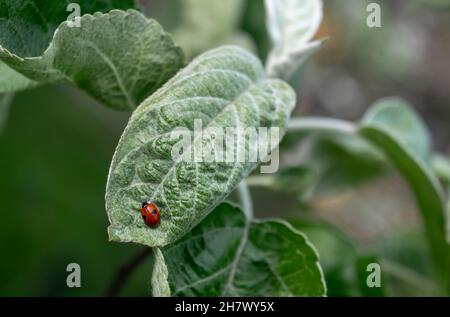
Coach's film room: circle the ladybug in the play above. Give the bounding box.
[140,201,160,228]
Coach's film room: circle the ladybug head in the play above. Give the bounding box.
[141,201,150,208]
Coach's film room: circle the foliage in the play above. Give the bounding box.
[1,0,450,297]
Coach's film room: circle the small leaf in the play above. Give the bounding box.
[0,9,184,110]
[265,0,324,79]
[358,99,449,281]
[151,248,171,297]
[160,202,326,296]
[362,97,431,160]
[106,46,295,247]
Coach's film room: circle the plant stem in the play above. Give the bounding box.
[105,247,153,297]
[238,181,253,220]
[381,259,440,296]
[245,175,274,188]
[288,117,356,134]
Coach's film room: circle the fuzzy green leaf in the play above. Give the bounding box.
[0,0,137,57]
[359,99,449,282]
[0,8,184,110]
[106,46,295,247]
[362,98,431,160]
[160,202,325,296]
[265,0,324,79]
[151,248,171,297]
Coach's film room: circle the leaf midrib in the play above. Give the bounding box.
[143,73,260,209]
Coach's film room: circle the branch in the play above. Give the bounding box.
[288,117,356,134]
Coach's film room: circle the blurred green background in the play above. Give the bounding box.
[1,0,449,296]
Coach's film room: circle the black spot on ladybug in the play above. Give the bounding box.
[142,215,147,220]
[151,210,157,215]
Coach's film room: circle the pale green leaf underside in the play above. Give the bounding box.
[159,203,325,296]
[0,9,184,110]
[106,46,295,247]
[362,97,431,160]
[151,248,171,297]
[265,0,323,79]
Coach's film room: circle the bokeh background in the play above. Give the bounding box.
[0,0,449,296]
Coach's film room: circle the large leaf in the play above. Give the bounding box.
[0,8,184,110]
[152,202,325,296]
[359,99,449,282]
[264,0,324,79]
[0,0,137,57]
[0,0,137,84]
[106,46,295,247]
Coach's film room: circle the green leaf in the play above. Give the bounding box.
[159,202,325,296]
[151,248,171,297]
[265,0,324,79]
[0,0,137,57]
[106,46,295,247]
[1,8,184,110]
[358,99,449,282]
[289,219,358,296]
[362,97,431,160]
[172,0,254,58]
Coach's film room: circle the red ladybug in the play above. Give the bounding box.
[140,201,160,228]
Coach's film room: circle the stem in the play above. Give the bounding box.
[245,175,274,188]
[237,181,253,220]
[288,117,356,134]
[105,247,153,297]
[381,259,440,296]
